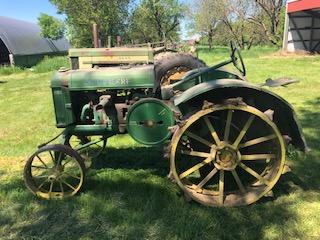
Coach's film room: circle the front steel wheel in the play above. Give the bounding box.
[24,144,85,199]
[170,104,285,206]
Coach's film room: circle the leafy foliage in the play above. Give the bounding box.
[38,13,65,40]
[129,0,185,43]
[191,0,220,50]
[49,0,131,47]
[189,0,286,49]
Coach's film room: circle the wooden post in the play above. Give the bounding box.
[116,36,121,47]
[107,36,112,48]
[92,23,99,48]
[9,54,14,66]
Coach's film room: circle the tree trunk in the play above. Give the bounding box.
[208,30,213,51]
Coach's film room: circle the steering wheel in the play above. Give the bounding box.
[230,41,246,76]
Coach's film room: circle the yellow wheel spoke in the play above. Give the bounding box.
[35,174,49,179]
[36,155,48,168]
[59,181,64,194]
[49,151,55,162]
[179,157,214,179]
[231,169,245,193]
[37,179,48,190]
[203,116,221,144]
[196,168,218,190]
[61,179,77,191]
[233,115,255,147]
[239,134,277,149]
[239,163,270,185]
[219,170,225,205]
[48,181,54,195]
[224,110,233,141]
[241,154,276,161]
[184,131,213,147]
[180,150,211,158]
[62,171,81,180]
[56,151,63,164]
[31,165,48,170]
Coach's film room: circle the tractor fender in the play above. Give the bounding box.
[174,79,307,152]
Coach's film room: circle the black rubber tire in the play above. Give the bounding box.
[154,52,206,93]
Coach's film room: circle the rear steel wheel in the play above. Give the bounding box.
[170,104,285,206]
[24,144,85,199]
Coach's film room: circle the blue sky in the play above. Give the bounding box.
[0,0,63,23]
[0,0,192,38]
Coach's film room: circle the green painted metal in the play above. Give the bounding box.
[51,87,75,127]
[126,98,175,145]
[80,103,91,123]
[65,125,112,136]
[51,65,155,90]
[170,60,238,92]
[174,78,282,106]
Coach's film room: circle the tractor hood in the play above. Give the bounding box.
[51,65,156,90]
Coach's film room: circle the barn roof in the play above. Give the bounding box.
[0,16,70,56]
[287,0,320,13]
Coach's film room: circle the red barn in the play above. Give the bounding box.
[283,0,320,52]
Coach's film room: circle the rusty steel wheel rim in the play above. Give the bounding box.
[24,146,85,199]
[161,66,191,86]
[170,104,286,207]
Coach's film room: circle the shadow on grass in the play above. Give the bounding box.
[288,97,320,190]
[0,80,7,84]
[0,171,303,240]
[91,146,168,177]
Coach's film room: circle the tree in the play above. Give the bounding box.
[129,3,159,43]
[129,0,185,43]
[249,0,285,45]
[38,13,65,40]
[49,0,131,47]
[192,0,220,50]
[219,0,258,49]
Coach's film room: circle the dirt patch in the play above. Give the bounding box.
[0,156,25,169]
[0,129,9,138]
[262,50,318,59]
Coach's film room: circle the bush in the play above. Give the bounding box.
[32,55,69,73]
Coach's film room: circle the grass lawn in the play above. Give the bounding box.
[0,47,319,240]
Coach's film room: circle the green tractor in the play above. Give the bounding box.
[24,43,307,207]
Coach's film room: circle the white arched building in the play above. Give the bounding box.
[283,0,320,52]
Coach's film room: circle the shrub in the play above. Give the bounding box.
[32,56,69,73]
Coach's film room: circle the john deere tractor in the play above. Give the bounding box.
[24,43,307,207]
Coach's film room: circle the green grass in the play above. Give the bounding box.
[0,47,320,239]
[0,66,24,76]
[0,56,69,77]
[32,56,69,73]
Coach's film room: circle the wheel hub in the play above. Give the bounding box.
[213,143,240,171]
[48,166,63,181]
